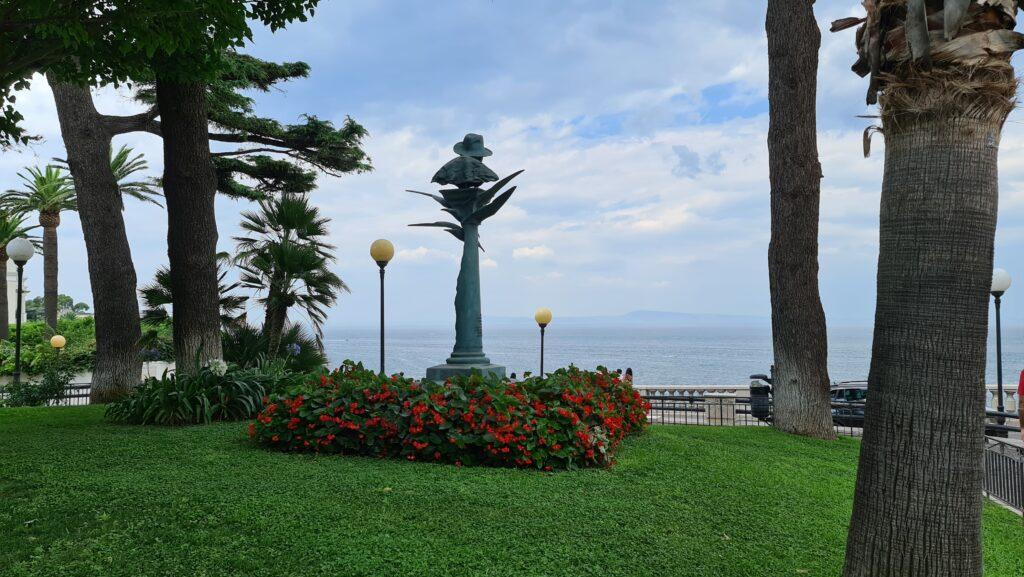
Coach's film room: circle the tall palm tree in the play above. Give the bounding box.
[833,3,1022,576]
[765,0,834,439]
[1,166,76,329]
[234,194,346,356]
[0,212,38,339]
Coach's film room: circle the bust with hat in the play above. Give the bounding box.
[432,133,498,188]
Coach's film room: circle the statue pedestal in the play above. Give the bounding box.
[425,363,506,382]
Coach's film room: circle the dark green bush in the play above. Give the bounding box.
[105,362,304,426]
[222,323,327,373]
[1,362,75,407]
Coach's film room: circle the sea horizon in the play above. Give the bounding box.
[323,324,1024,387]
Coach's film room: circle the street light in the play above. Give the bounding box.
[370,239,395,375]
[534,307,552,376]
[51,334,66,368]
[991,268,1012,425]
[6,237,33,384]
[50,335,66,350]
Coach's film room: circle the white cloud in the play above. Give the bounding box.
[512,245,554,259]
[396,246,455,263]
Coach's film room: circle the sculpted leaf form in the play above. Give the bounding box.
[406,189,451,207]
[471,186,516,223]
[477,169,524,207]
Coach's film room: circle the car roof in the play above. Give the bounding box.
[832,380,867,388]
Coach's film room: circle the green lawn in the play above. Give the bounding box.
[1,406,1021,577]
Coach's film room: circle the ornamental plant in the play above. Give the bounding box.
[106,361,303,426]
[251,362,650,470]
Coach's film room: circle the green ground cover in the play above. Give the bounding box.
[1,406,1021,577]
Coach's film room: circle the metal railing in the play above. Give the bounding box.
[59,382,92,406]
[984,437,1024,512]
[0,381,92,407]
[641,393,867,436]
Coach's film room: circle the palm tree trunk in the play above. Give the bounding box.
[42,219,58,329]
[156,78,223,373]
[765,0,835,439]
[264,300,288,357]
[49,80,144,402]
[0,254,8,340]
[842,116,1002,577]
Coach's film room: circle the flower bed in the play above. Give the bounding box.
[250,363,650,470]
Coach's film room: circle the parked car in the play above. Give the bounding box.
[830,381,867,427]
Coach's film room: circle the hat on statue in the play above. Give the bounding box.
[453,133,492,158]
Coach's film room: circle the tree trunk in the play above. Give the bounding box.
[49,80,144,402]
[765,0,835,439]
[156,78,223,373]
[263,299,288,357]
[842,117,1001,577]
[41,217,59,330]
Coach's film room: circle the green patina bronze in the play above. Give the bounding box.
[409,134,523,381]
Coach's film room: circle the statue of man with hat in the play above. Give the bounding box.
[408,133,523,380]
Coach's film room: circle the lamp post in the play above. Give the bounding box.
[370,239,395,375]
[6,237,34,384]
[991,268,1012,425]
[534,308,552,376]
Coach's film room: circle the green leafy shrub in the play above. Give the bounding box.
[251,363,650,470]
[0,317,98,375]
[105,362,303,426]
[1,361,74,407]
[222,323,327,373]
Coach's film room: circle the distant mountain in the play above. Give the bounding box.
[486,310,769,328]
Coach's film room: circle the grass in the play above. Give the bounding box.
[0,406,1021,577]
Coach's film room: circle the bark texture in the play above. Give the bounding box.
[40,212,59,329]
[263,299,287,357]
[156,78,223,372]
[842,117,1000,577]
[765,0,835,439]
[50,81,143,402]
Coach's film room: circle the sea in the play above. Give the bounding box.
[323,325,1024,387]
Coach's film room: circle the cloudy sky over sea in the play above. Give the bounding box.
[3,1,1024,331]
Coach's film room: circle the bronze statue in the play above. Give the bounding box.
[408,133,523,380]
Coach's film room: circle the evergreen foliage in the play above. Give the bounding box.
[135,51,371,200]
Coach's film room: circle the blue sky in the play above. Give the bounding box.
[3,0,1024,331]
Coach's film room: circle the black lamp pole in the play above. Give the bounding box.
[993,290,1006,424]
[539,323,546,376]
[377,261,387,375]
[13,260,25,384]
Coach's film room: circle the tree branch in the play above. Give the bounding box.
[103,106,160,135]
[211,147,291,157]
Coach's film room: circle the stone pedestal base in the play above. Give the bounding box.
[425,363,506,382]
[704,392,737,426]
